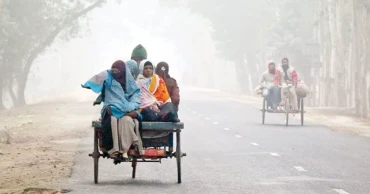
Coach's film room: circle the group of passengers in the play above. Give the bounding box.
[82,44,180,160]
[259,58,305,111]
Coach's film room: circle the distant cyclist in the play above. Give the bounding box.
[259,62,281,110]
[274,58,299,111]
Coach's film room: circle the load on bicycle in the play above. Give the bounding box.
[257,58,310,126]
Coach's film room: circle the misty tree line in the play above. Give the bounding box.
[0,0,111,110]
[1,0,369,118]
[165,0,369,118]
[313,0,370,118]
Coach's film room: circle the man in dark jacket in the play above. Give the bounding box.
[156,62,180,111]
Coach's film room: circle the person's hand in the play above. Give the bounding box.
[126,111,138,118]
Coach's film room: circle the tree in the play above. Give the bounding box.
[0,0,107,107]
[177,0,314,94]
[184,0,266,94]
[314,0,369,118]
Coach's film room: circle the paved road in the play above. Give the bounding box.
[67,89,370,194]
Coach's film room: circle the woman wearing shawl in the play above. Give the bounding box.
[93,60,138,106]
[136,60,179,122]
[126,60,139,79]
[82,60,143,160]
[155,62,180,111]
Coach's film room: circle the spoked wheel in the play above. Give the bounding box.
[176,129,182,184]
[93,130,100,184]
[300,98,304,126]
[262,99,266,124]
[284,97,289,126]
[132,159,137,178]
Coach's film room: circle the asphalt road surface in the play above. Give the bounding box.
[67,89,370,194]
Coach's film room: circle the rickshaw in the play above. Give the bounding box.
[89,120,185,184]
[261,84,305,126]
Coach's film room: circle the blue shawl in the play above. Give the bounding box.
[82,65,141,118]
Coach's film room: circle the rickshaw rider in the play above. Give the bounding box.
[131,44,147,77]
[274,58,299,111]
[259,62,280,110]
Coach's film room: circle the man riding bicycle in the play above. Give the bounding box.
[274,58,299,111]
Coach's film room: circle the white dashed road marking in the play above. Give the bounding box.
[333,189,350,194]
[235,135,242,138]
[213,122,219,125]
[225,152,270,156]
[224,128,230,131]
[193,111,197,114]
[250,142,259,146]
[270,153,280,157]
[293,166,307,172]
[205,118,210,120]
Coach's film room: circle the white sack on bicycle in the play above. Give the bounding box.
[296,81,310,98]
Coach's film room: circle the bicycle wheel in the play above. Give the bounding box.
[285,97,289,126]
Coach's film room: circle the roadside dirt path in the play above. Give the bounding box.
[0,100,99,194]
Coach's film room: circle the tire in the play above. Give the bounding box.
[300,98,304,126]
[93,130,99,184]
[262,99,266,124]
[176,129,182,184]
[132,159,137,179]
[285,97,289,126]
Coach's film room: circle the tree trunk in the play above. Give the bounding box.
[8,80,17,106]
[235,58,248,94]
[335,0,347,107]
[328,0,339,106]
[352,0,361,116]
[347,37,355,109]
[318,0,332,107]
[246,53,258,95]
[0,62,5,110]
[13,0,105,106]
[360,5,368,118]
[0,85,5,110]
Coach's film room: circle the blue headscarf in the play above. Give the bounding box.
[125,60,138,77]
[81,61,141,118]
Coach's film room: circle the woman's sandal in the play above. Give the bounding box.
[109,152,120,160]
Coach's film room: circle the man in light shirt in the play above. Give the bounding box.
[259,62,281,110]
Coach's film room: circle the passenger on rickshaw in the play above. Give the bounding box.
[125,60,139,79]
[155,62,180,112]
[137,60,179,122]
[82,60,143,160]
[274,58,299,111]
[131,44,147,77]
[259,62,281,110]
